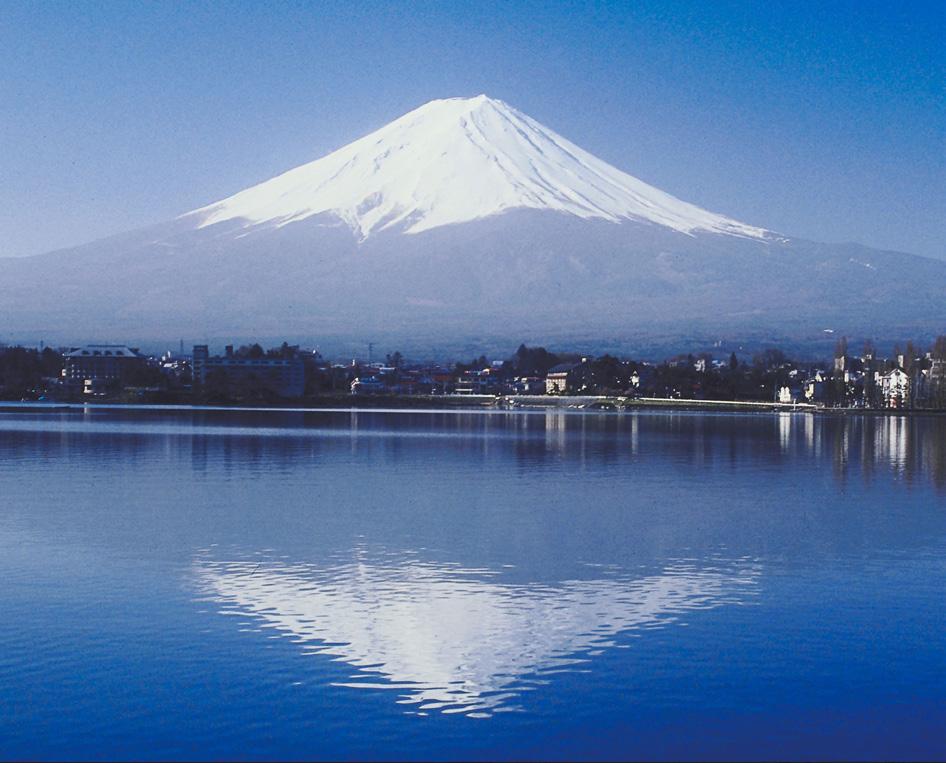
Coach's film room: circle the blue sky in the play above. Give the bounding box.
[1,0,943,258]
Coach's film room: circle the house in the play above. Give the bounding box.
[880,367,911,409]
[512,376,545,394]
[804,371,827,403]
[426,370,454,395]
[545,363,578,395]
[455,369,500,395]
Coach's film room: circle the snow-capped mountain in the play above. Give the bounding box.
[190,95,766,241]
[1,95,943,351]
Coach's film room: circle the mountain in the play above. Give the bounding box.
[1,95,944,354]
[191,94,767,241]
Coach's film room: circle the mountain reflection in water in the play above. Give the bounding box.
[196,553,759,717]
[0,406,943,759]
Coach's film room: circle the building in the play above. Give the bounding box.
[512,376,545,394]
[62,344,147,394]
[454,367,504,395]
[426,370,455,395]
[880,367,911,409]
[545,363,579,395]
[350,376,387,394]
[804,372,827,404]
[917,358,946,407]
[192,345,304,398]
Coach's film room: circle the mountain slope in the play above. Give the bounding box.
[0,95,942,351]
[189,95,767,241]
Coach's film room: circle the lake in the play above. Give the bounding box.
[0,406,943,760]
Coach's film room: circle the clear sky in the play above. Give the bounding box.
[2,0,943,259]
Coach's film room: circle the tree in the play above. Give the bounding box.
[202,368,231,402]
[237,343,264,359]
[512,344,561,376]
[904,340,918,372]
[0,346,65,399]
[933,335,946,360]
[266,342,297,359]
[931,336,946,409]
[587,354,629,393]
[513,345,561,376]
[124,361,167,388]
[753,348,787,369]
[835,336,848,359]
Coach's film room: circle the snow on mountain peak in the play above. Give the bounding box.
[190,95,768,241]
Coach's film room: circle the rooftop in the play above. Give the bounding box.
[64,344,142,358]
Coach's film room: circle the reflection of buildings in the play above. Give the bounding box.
[543,409,568,454]
[876,416,909,471]
[824,414,946,490]
[777,412,792,452]
[197,555,759,717]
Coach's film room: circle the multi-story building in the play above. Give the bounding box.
[880,367,911,409]
[192,345,305,398]
[545,362,579,395]
[62,344,147,394]
[455,368,502,395]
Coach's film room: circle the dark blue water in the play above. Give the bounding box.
[0,406,943,760]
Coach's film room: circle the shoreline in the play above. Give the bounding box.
[1,396,943,417]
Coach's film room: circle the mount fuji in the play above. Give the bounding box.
[191,94,768,242]
[2,95,944,352]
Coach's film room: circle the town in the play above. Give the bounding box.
[2,336,945,412]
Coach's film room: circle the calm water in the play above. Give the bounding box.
[0,406,943,760]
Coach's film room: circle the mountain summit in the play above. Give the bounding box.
[190,95,767,241]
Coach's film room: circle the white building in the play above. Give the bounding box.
[880,367,911,409]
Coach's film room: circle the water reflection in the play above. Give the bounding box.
[1,405,944,758]
[1,407,942,491]
[196,551,759,717]
[817,414,946,491]
[176,410,940,492]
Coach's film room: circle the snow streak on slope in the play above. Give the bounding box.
[190,95,768,241]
